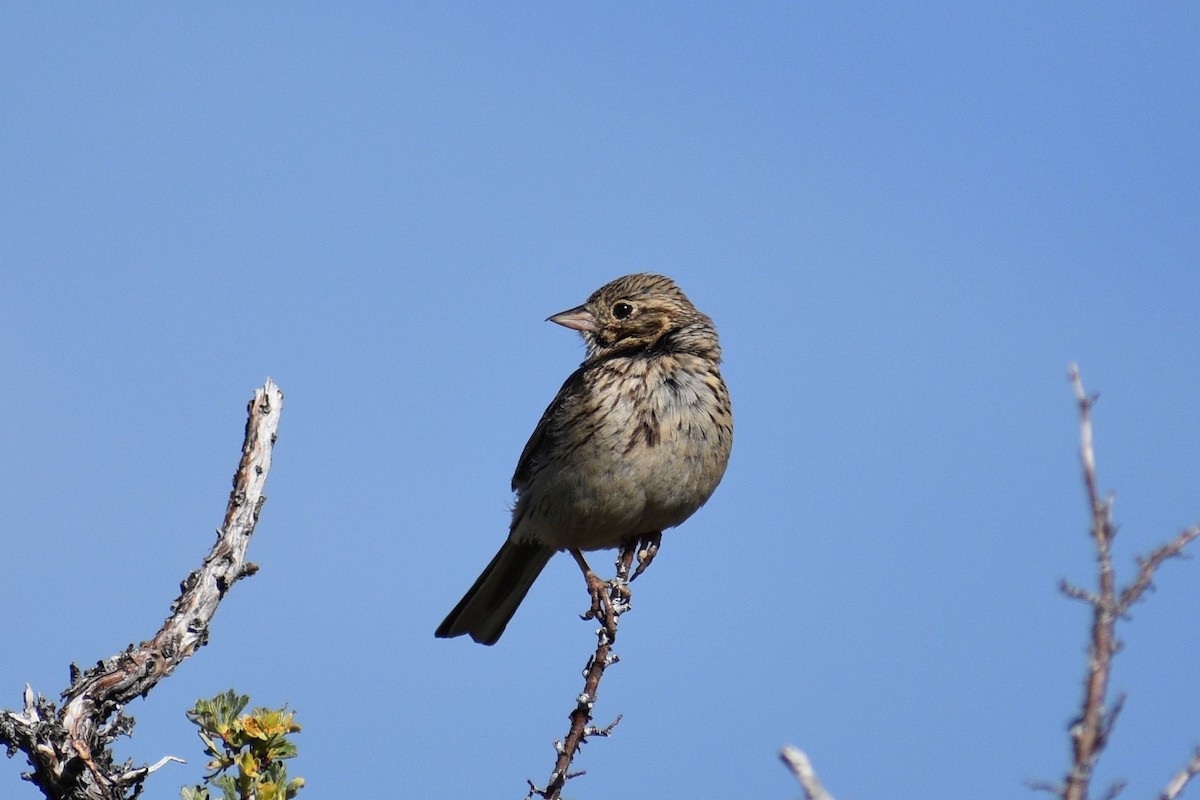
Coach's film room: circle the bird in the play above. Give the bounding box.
[435,273,733,645]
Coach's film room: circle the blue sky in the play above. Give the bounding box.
[2,5,1198,799]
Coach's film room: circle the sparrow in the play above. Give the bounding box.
[436,273,733,644]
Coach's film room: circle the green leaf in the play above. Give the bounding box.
[183,690,305,800]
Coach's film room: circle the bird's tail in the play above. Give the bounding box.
[435,540,553,645]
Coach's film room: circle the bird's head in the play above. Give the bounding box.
[548,273,717,361]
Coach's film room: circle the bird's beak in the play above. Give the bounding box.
[547,304,598,333]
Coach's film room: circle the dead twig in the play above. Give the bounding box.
[1053,365,1199,800]
[0,380,283,800]
[528,540,643,800]
[780,745,835,800]
[1160,746,1200,800]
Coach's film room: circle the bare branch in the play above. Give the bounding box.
[1063,364,1120,800]
[1053,366,1200,800]
[1059,579,1102,607]
[0,380,284,800]
[780,746,835,800]
[1117,527,1200,614]
[116,755,185,784]
[1068,364,1108,538]
[1160,746,1200,800]
[1028,779,1065,795]
[528,540,646,800]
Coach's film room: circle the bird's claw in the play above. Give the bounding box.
[578,570,620,640]
[629,532,662,581]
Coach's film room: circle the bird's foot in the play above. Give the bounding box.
[573,549,632,641]
[580,570,620,640]
[628,531,662,581]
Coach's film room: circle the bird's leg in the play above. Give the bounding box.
[610,542,637,607]
[616,540,637,581]
[629,531,662,581]
[571,549,619,640]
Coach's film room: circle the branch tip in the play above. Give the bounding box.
[781,745,835,800]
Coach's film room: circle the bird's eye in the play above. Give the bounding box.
[612,302,634,320]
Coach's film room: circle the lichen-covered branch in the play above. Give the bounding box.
[0,379,284,800]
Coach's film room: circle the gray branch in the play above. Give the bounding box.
[780,746,835,800]
[0,380,284,800]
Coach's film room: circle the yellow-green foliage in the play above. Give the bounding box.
[181,690,306,800]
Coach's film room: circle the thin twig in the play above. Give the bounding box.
[1117,528,1200,614]
[529,543,638,800]
[780,746,835,800]
[1054,365,1199,800]
[1160,746,1200,800]
[0,380,283,800]
[1063,364,1119,800]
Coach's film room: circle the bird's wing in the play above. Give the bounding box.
[511,365,588,492]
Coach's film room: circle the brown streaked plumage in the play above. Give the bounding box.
[435,274,733,645]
